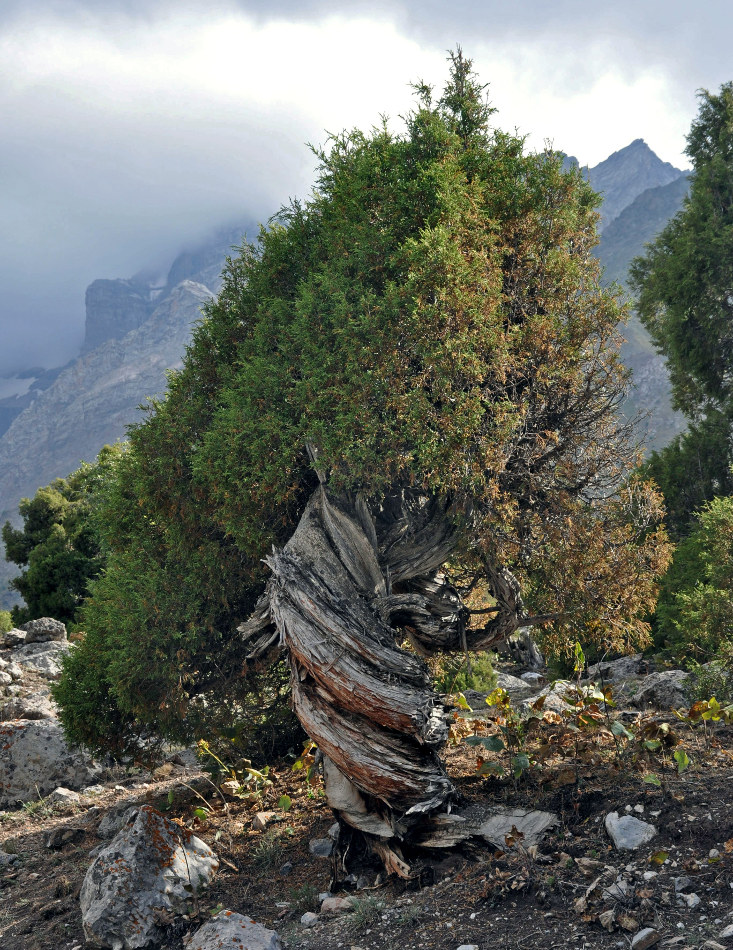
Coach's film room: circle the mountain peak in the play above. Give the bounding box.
[588,140,686,229]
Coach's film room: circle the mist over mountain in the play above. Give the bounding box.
[0,146,690,606]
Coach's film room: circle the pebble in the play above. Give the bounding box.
[678,892,701,909]
[301,912,319,928]
[309,837,334,858]
[720,924,733,939]
[631,928,662,950]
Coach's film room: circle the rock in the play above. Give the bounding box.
[45,826,85,849]
[0,851,17,866]
[188,910,283,950]
[0,691,57,720]
[603,877,630,900]
[632,670,691,710]
[327,821,340,840]
[21,617,67,643]
[46,787,81,805]
[495,672,537,698]
[632,928,662,950]
[308,838,333,858]
[673,875,693,892]
[253,811,278,832]
[11,641,71,678]
[605,812,657,850]
[477,807,558,848]
[300,912,319,928]
[677,892,701,909]
[587,654,647,682]
[456,946,480,950]
[278,862,293,877]
[521,680,577,714]
[97,806,139,839]
[720,924,733,939]
[80,805,219,948]
[520,671,546,686]
[320,896,354,914]
[0,671,12,687]
[0,719,101,807]
[1,629,26,648]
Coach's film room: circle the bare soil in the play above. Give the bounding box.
[1,706,732,950]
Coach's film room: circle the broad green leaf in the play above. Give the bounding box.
[278,794,292,812]
[674,748,691,772]
[455,692,472,711]
[643,773,662,787]
[649,850,668,865]
[465,734,505,752]
[610,720,634,740]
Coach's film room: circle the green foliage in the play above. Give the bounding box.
[654,495,733,659]
[688,641,733,704]
[55,52,670,757]
[2,445,123,625]
[433,651,497,694]
[0,611,12,634]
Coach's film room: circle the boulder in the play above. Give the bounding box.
[632,670,691,710]
[188,911,283,949]
[21,617,67,643]
[97,805,140,840]
[1,629,26,648]
[0,691,57,721]
[81,805,219,949]
[11,640,71,678]
[0,719,101,807]
[587,654,647,682]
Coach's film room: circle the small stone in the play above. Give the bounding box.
[356,874,371,889]
[301,912,319,928]
[605,812,657,850]
[631,928,662,950]
[634,804,645,814]
[719,923,733,939]
[253,810,277,831]
[674,875,693,892]
[327,821,340,840]
[603,878,629,900]
[279,862,293,877]
[188,911,283,950]
[456,946,480,950]
[46,787,81,805]
[45,826,85,849]
[710,848,721,859]
[321,896,354,915]
[643,871,658,882]
[0,851,17,866]
[309,837,333,857]
[678,892,701,909]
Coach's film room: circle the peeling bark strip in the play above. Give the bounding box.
[268,488,454,819]
[238,484,531,855]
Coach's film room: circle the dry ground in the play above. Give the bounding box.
[0,702,732,950]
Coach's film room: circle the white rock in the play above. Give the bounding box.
[0,671,12,687]
[320,896,354,915]
[631,928,662,949]
[11,640,71,678]
[0,691,57,721]
[21,617,67,643]
[678,892,701,909]
[457,945,480,950]
[46,787,81,805]
[188,910,282,950]
[605,812,657,850]
[0,719,101,807]
[632,670,691,710]
[719,923,733,938]
[81,805,219,949]
[300,912,319,928]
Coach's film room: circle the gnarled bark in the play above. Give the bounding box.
[239,484,531,872]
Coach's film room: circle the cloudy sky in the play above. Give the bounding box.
[1,0,731,375]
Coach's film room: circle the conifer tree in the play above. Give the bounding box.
[56,52,670,869]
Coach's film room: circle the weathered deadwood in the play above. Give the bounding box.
[236,482,539,874]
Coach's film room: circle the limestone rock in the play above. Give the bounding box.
[46,787,81,805]
[631,927,662,949]
[309,838,333,858]
[11,640,71,678]
[188,911,283,949]
[587,654,647,682]
[605,811,657,850]
[21,617,67,643]
[97,806,139,840]
[0,691,57,720]
[1,629,26,648]
[320,896,354,914]
[632,671,691,710]
[0,719,101,807]
[80,805,219,949]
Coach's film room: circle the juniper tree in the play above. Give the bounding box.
[56,52,670,872]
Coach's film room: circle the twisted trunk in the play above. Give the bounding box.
[239,484,530,872]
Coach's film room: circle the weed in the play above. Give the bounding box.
[289,883,319,913]
[349,894,382,931]
[251,829,284,870]
[397,902,424,925]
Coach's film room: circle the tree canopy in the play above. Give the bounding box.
[56,53,670,767]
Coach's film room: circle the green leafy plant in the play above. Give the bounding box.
[433,651,497,695]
